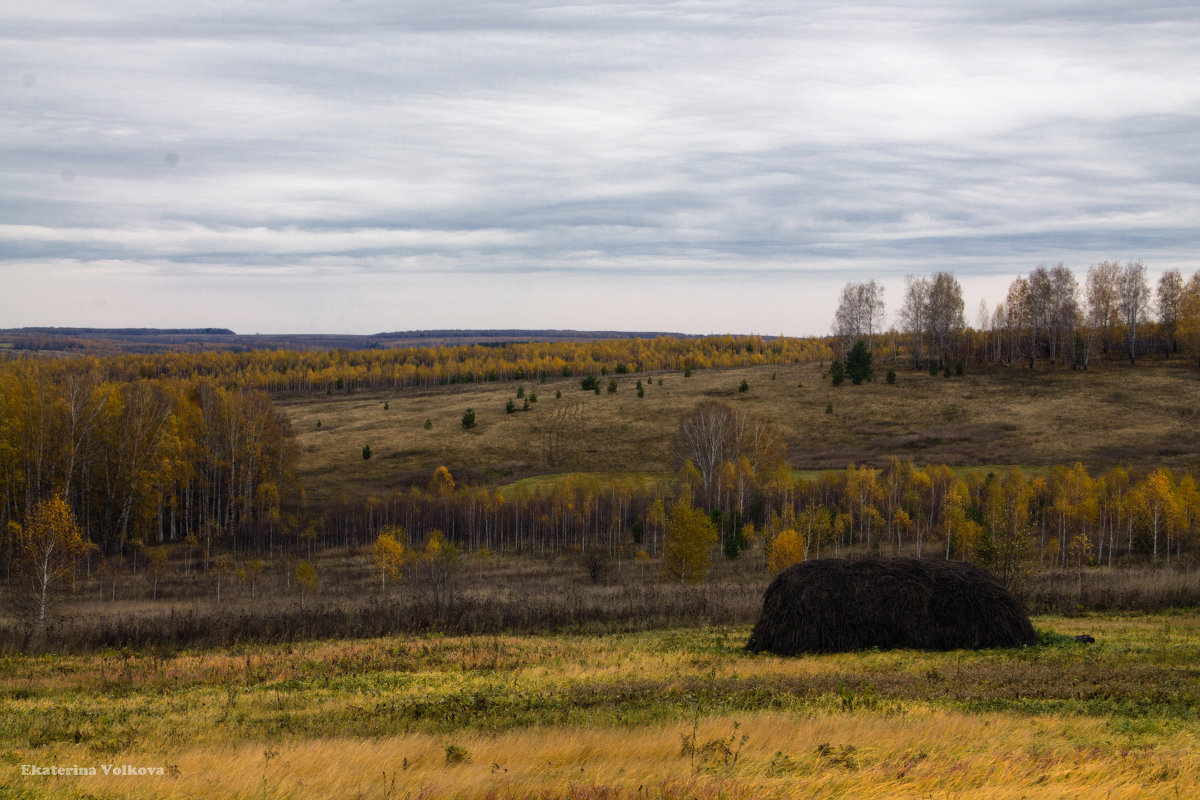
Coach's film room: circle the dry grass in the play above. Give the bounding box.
[6,551,1200,654]
[277,361,1200,502]
[4,615,1200,799]
[16,710,1200,799]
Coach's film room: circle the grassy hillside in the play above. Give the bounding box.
[279,360,1200,502]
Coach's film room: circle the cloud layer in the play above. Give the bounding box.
[3,1,1199,333]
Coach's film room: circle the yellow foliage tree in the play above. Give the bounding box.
[767,529,805,574]
[294,559,319,606]
[16,495,90,626]
[662,497,717,583]
[373,526,406,592]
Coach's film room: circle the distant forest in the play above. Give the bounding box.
[3,261,1200,605]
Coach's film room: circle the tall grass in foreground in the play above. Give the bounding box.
[9,709,1199,799]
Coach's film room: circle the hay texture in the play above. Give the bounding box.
[746,557,1036,654]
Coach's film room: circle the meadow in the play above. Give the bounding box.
[3,613,1199,799]
[278,359,1200,502]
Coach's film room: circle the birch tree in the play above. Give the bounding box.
[17,495,90,627]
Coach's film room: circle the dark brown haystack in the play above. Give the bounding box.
[746,557,1036,654]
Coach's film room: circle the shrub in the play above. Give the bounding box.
[830,359,845,386]
[461,408,476,429]
[505,399,517,414]
[955,360,965,376]
[361,445,372,460]
[424,418,433,430]
[581,375,598,391]
[738,379,749,393]
[607,379,618,394]
[886,368,896,384]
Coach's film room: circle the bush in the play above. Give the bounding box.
[636,379,645,398]
[830,359,845,386]
[955,360,965,376]
[516,386,525,399]
[581,375,598,391]
[461,408,476,429]
[929,360,939,377]
[886,368,896,385]
[607,379,618,394]
[424,418,433,430]
[825,401,833,415]
[361,445,372,460]
[505,399,517,414]
[738,379,749,393]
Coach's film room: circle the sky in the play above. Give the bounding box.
[2,1,1199,336]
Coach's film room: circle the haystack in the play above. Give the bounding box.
[745,557,1036,654]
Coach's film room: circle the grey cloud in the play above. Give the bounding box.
[2,1,1199,333]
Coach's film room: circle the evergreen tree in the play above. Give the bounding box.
[845,339,872,385]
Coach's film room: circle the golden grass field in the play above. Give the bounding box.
[277,360,1200,502]
[3,614,1200,799]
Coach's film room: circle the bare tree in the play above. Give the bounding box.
[677,400,738,508]
[832,280,886,355]
[677,400,785,509]
[926,272,965,369]
[1157,269,1185,355]
[1006,275,1033,367]
[1086,260,1120,356]
[898,275,931,369]
[1047,264,1080,366]
[1025,266,1054,363]
[1117,260,1151,364]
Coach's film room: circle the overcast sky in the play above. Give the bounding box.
[2,1,1198,336]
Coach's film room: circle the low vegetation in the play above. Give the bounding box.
[2,614,1199,798]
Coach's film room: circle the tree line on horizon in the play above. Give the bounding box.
[0,335,834,395]
[833,261,1200,371]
